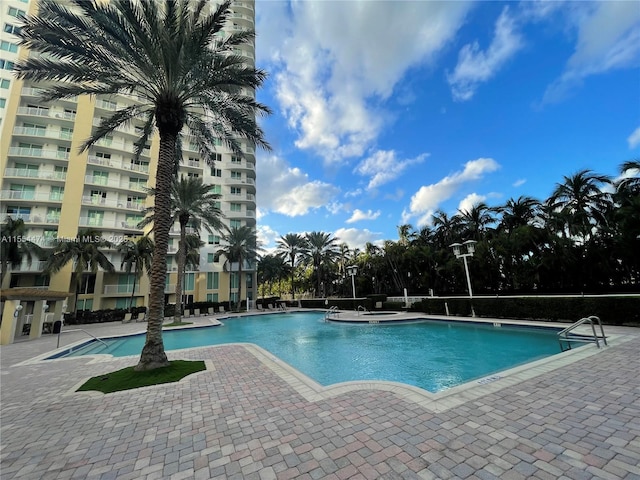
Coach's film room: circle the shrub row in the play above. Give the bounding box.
[64,306,147,324]
[410,296,640,326]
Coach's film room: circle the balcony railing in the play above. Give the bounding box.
[84,175,147,191]
[8,147,69,160]
[11,261,48,272]
[1,190,64,202]
[17,106,76,121]
[87,155,150,173]
[4,169,67,181]
[103,284,141,295]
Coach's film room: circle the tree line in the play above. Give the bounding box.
[260,163,639,298]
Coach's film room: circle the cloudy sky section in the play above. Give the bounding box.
[254,1,639,251]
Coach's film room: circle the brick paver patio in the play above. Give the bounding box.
[1,317,639,479]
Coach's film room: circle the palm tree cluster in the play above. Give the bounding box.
[260,163,639,298]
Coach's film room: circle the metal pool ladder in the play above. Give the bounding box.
[325,306,339,321]
[558,315,607,351]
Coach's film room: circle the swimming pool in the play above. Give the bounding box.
[50,311,574,392]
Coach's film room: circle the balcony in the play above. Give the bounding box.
[11,261,48,272]
[86,155,150,174]
[84,175,147,192]
[78,217,143,230]
[1,190,64,203]
[224,176,255,186]
[4,168,67,181]
[103,284,141,295]
[17,106,76,123]
[8,146,69,161]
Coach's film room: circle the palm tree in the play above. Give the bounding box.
[45,229,115,312]
[217,226,259,311]
[304,231,339,297]
[457,203,496,241]
[117,236,154,312]
[1,216,44,284]
[548,169,612,241]
[17,0,271,370]
[496,196,542,233]
[141,176,224,323]
[257,254,290,298]
[276,233,308,300]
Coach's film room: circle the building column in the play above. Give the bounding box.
[29,300,47,340]
[0,300,21,345]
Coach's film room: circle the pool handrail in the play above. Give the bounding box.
[557,315,607,351]
[57,328,109,349]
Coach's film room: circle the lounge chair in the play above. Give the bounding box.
[208,307,215,315]
[218,306,225,313]
[194,308,201,316]
[257,304,264,311]
[267,304,274,310]
[123,312,133,323]
[135,312,146,322]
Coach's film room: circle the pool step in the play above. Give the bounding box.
[557,316,607,351]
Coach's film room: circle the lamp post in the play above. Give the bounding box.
[450,240,477,298]
[346,265,358,299]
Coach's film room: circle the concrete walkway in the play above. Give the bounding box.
[1,316,639,479]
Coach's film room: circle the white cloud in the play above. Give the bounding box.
[258,1,472,163]
[257,154,340,217]
[513,178,527,187]
[257,224,280,253]
[344,188,363,198]
[405,157,500,225]
[628,126,640,149]
[458,193,487,214]
[334,227,383,251]
[448,7,523,101]
[541,2,640,104]
[346,209,381,224]
[354,150,428,189]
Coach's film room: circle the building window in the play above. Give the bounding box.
[87,210,104,227]
[206,293,219,302]
[92,170,109,185]
[0,41,18,53]
[115,298,130,309]
[230,219,241,229]
[0,79,9,89]
[49,186,64,201]
[46,207,61,223]
[6,205,30,220]
[208,234,220,245]
[0,98,7,108]
[230,171,242,180]
[34,274,50,287]
[129,177,146,190]
[230,203,242,212]
[184,273,195,291]
[230,187,242,196]
[4,23,22,35]
[207,253,214,263]
[210,167,222,177]
[207,272,219,290]
[54,166,67,179]
[7,7,26,18]
[230,272,239,289]
[210,184,222,194]
[0,60,15,71]
[76,299,93,311]
[231,156,241,164]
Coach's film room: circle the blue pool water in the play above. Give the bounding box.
[51,312,569,392]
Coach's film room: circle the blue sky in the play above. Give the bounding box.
[252,0,640,252]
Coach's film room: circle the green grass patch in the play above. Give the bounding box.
[77,360,206,394]
[163,321,193,327]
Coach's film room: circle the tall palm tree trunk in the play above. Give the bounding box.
[174,221,187,323]
[129,267,138,312]
[136,134,173,371]
[290,256,296,300]
[237,256,243,312]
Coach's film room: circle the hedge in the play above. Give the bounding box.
[410,296,640,326]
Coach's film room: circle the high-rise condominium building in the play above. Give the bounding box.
[0,0,258,325]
